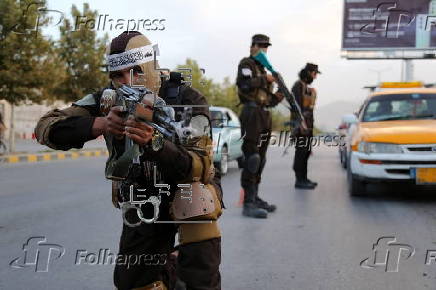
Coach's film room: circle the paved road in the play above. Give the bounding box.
[9,138,106,154]
[1,146,436,290]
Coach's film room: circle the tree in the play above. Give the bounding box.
[176,58,287,128]
[55,3,108,102]
[271,110,289,131]
[176,59,240,113]
[0,0,61,105]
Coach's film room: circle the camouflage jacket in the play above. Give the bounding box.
[34,84,222,196]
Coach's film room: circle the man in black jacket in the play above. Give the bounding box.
[236,34,284,218]
[291,63,320,190]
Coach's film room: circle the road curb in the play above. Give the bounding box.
[0,149,109,164]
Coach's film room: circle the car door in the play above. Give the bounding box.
[226,109,243,159]
[211,109,228,159]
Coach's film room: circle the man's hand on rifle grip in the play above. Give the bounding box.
[125,116,154,146]
[106,106,127,139]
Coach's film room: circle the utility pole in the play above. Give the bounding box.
[402,59,414,82]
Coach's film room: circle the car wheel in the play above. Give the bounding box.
[339,149,344,164]
[216,146,228,175]
[341,149,347,169]
[347,159,366,196]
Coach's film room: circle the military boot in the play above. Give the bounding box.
[295,180,316,189]
[242,184,268,218]
[254,184,277,212]
[305,179,318,187]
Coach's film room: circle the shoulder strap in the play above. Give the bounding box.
[177,85,187,105]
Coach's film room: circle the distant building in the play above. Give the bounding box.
[0,100,69,140]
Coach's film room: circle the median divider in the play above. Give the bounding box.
[0,149,109,164]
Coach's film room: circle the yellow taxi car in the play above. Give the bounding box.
[347,86,436,195]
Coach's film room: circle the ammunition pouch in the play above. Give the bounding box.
[178,221,221,245]
[183,136,214,184]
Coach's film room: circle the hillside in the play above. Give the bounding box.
[314,100,363,132]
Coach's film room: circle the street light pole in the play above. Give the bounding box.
[402,59,414,82]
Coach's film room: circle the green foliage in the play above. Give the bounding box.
[0,0,287,134]
[313,127,322,135]
[54,3,108,102]
[0,0,61,104]
[176,58,288,128]
[271,109,289,131]
[0,1,108,104]
[176,58,241,114]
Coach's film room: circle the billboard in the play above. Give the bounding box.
[342,0,436,50]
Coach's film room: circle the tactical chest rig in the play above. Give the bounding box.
[299,81,316,129]
[159,74,222,236]
[238,57,272,107]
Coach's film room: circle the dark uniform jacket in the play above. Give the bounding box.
[236,56,281,107]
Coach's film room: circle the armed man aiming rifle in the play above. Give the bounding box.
[35,31,223,290]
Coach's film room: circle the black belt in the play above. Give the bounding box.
[244,101,269,110]
[244,101,258,107]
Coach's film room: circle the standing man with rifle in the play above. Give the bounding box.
[236,34,284,218]
[291,63,320,189]
[35,31,222,290]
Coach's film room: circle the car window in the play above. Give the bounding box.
[210,110,225,128]
[227,110,241,127]
[362,94,436,122]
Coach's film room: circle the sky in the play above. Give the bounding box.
[42,0,436,108]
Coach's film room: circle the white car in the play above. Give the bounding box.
[210,106,244,175]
